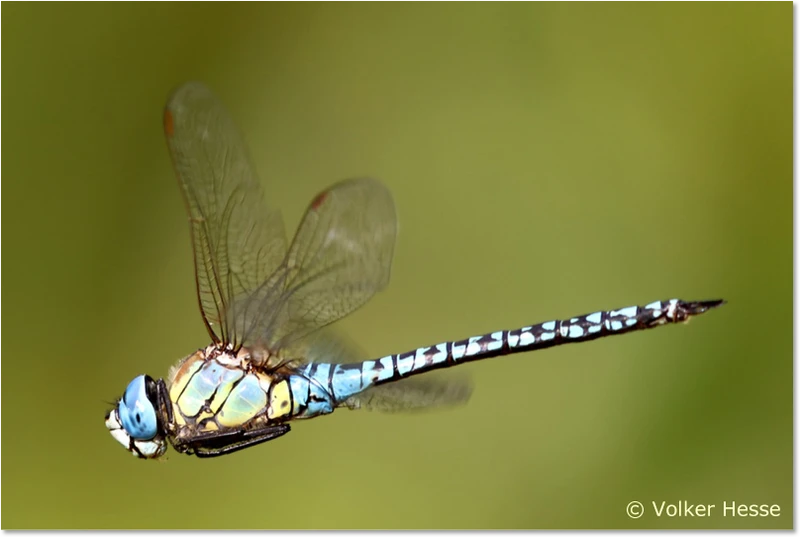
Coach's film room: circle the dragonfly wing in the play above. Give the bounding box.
[341,372,474,413]
[290,327,368,364]
[234,177,397,350]
[164,82,287,346]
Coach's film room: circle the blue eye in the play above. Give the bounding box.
[118,375,158,440]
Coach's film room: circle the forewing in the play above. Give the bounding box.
[164,82,287,345]
[234,178,397,350]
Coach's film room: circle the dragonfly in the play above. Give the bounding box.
[105,82,724,459]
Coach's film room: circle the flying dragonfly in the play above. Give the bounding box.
[105,82,724,458]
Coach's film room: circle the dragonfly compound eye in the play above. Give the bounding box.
[118,375,158,440]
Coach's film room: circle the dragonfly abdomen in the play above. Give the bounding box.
[289,363,337,418]
[327,299,724,401]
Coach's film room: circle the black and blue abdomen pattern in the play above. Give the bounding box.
[319,298,723,406]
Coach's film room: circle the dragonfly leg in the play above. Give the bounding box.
[155,378,173,431]
[173,423,292,458]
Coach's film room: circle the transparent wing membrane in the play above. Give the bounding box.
[342,373,474,413]
[164,82,453,415]
[234,178,397,350]
[164,82,287,345]
[289,327,368,365]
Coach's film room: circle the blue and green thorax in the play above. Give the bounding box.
[166,345,375,440]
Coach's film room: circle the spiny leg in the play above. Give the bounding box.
[175,424,292,458]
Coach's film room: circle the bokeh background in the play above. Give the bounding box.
[2,3,790,530]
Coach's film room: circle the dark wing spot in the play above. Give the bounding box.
[164,110,174,137]
[310,191,328,210]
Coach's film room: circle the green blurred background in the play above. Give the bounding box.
[2,2,790,530]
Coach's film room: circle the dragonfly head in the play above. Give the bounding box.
[105,375,167,459]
